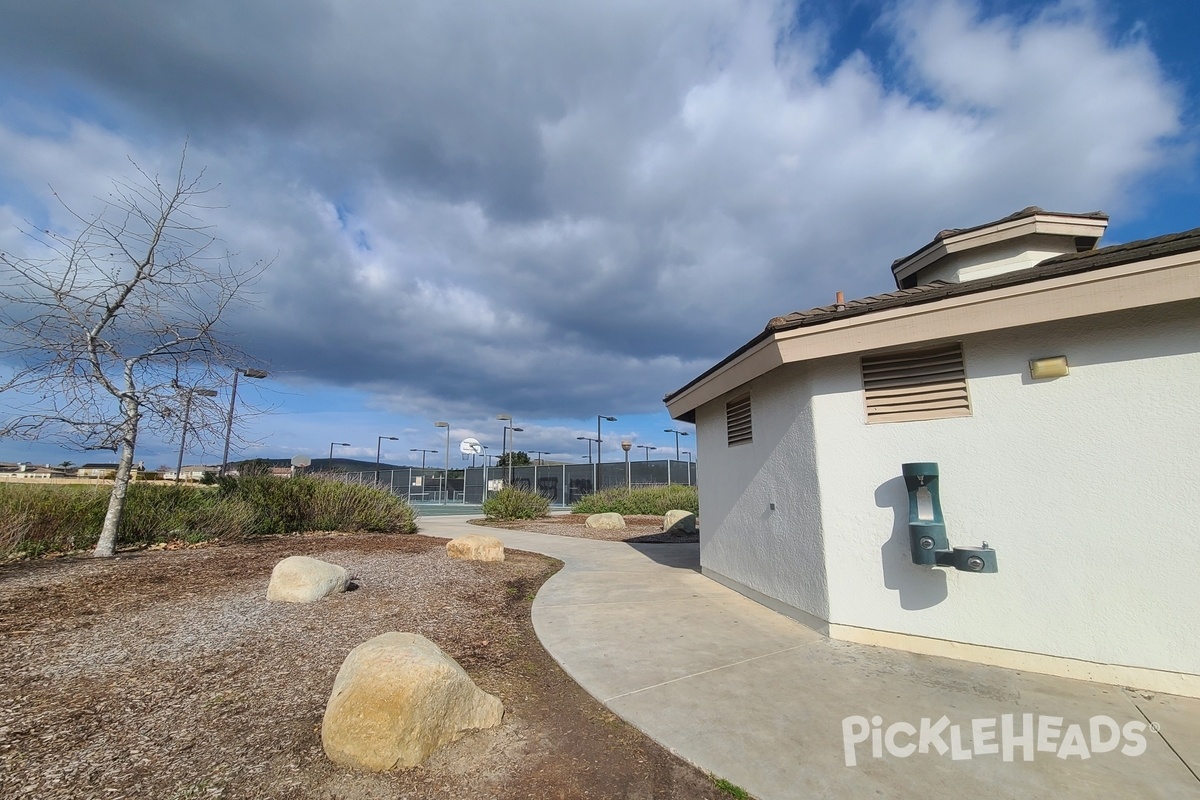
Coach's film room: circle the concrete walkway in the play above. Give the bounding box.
[421,516,1200,799]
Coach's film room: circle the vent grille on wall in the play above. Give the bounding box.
[726,395,753,445]
[861,343,971,423]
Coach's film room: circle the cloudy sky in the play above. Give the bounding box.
[0,0,1196,469]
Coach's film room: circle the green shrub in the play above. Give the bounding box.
[482,486,550,520]
[215,475,317,535]
[572,484,698,516]
[0,483,108,556]
[0,474,416,560]
[306,478,418,533]
[181,496,261,541]
[118,483,217,545]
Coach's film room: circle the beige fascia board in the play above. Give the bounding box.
[666,334,783,421]
[668,252,1200,418]
[941,214,1108,252]
[891,242,949,285]
[892,213,1109,284]
[778,249,1200,363]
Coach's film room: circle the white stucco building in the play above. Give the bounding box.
[665,208,1200,697]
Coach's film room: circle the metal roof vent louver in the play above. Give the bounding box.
[862,343,971,423]
[726,395,753,445]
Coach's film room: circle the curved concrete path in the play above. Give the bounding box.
[422,516,1200,799]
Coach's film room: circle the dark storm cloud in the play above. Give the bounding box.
[0,0,1186,423]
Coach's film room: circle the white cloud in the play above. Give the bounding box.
[0,0,1188,443]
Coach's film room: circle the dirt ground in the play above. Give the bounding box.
[0,524,727,800]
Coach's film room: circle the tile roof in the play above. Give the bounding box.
[664,224,1200,404]
[768,225,1200,334]
[890,206,1109,272]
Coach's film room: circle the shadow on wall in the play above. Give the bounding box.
[876,476,947,610]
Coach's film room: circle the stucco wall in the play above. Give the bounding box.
[696,362,829,622]
[813,300,1200,675]
[694,299,1200,678]
[914,234,1075,284]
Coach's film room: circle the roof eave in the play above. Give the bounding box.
[666,248,1200,421]
[890,211,1110,287]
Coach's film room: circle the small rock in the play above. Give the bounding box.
[663,510,697,534]
[321,632,504,771]
[585,512,625,530]
[446,535,505,562]
[266,556,350,603]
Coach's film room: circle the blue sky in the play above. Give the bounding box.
[0,0,1197,469]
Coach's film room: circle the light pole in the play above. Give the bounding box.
[329,442,351,468]
[410,448,437,469]
[576,436,597,462]
[501,426,523,485]
[579,435,598,492]
[496,414,512,484]
[664,428,690,461]
[622,441,632,491]
[596,415,616,489]
[479,445,492,502]
[496,414,512,457]
[434,421,450,504]
[220,368,268,476]
[529,449,546,499]
[682,450,693,462]
[637,444,657,461]
[376,436,399,483]
[176,386,218,482]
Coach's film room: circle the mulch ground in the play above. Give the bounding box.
[0,527,725,800]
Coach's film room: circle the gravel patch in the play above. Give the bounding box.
[0,532,727,800]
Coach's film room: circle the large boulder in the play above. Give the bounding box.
[446,534,505,562]
[585,512,626,530]
[267,556,350,603]
[663,510,697,534]
[322,632,504,771]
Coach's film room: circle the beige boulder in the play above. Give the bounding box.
[585,512,625,530]
[321,632,504,771]
[446,534,505,562]
[267,556,350,603]
[663,510,697,534]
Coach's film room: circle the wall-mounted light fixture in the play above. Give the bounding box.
[1029,355,1069,380]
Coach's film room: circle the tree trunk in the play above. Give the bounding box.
[93,399,139,557]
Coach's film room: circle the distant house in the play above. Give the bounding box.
[170,465,221,482]
[77,463,146,479]
[76,463,119,478]
[665,207,1200,698]
[0,463,73,479]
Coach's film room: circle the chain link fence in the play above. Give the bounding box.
[340,459,695,506]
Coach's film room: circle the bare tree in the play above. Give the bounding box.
[0,152,264,556]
